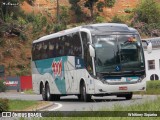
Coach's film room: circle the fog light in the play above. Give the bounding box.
[139,87,145,90]
[99,89,103,92]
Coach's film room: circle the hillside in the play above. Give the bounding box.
[0,0,142,76]
[21,0,138,20]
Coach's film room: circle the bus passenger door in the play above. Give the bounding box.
[64,56,75,94]
[81,31,95,94]
[84,44,95,94]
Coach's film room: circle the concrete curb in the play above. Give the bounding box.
[37,102,54,111]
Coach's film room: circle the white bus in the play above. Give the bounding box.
[32,23,152,102]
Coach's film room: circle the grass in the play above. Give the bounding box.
[146,80,160,94]
[111,97,160,111]
[23,89,34,94]
[9,100,38,111]
[134,80,160,95]
[16,97,160,119]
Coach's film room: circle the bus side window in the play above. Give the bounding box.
[41,42,48,59]
[59,45,64,56]
[81,32,93,74]
[64,35,69,56]
[67,33,74,56]
[32,44,36,60]
[55,41,59,57]
[35,44,39,60]
[34,43,42,60]
[39,43,44,59]
[59,37,65,56]
[49,41,55,58]
[73,32,82,57]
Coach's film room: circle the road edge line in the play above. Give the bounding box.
[49,103,62,111]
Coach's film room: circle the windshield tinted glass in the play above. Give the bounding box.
[93,34,144,73]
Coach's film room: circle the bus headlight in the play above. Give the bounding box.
[97,77,107,84]
[138,75,145,82]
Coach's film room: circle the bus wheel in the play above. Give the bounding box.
[80,82,91,102]
[45,83,51,101]
[125,92,133,100]
[42,85,47,101]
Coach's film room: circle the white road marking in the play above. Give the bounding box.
[49,103,62,111]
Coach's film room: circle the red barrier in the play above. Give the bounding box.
[20,76,32,91]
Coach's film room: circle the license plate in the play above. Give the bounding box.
[119,86,128,90]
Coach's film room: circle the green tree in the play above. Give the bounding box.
[0,0,25,21]
[134,0,160,24]
[69,0,116,22]
[84,0,98,20]
[69,0,84,22]
[97,1,105,12]
[57,0,60,23]
[0,80,6,92]
[105,0,116,8]
[59,6,70,26]
[84,0,116,21]
[26,0,35,5]
[132,0,160,36]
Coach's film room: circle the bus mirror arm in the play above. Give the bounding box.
[147,42,152,54]
[87,42,94,46]
[142,40,152,54]
[89,45,95,58]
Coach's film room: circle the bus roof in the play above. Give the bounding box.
[83,23,137,34]
[33,26,82,43]
[33,23,138,44]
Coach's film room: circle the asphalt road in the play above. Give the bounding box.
[55,95,158,111]
[0,92,159,111]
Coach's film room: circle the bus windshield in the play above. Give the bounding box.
[93,34,145,74]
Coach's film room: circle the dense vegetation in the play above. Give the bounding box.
[131,0,160,37]
[0,98,40,111]
[0,80,6,92]
[0,98,9,112]
[138,80,160,94]
[0,0,160,76]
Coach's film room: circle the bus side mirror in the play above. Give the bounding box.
[89,45,95,57]
[142,40,152,54]
[147,42,152,54]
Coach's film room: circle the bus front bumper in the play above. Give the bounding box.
[93,80,146,94]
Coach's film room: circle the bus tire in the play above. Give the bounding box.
[42,84,47,101]
[45,83,51,101]
[80,82,91,102]
[125,92,133,100]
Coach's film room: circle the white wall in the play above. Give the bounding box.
[144,48,160,81]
